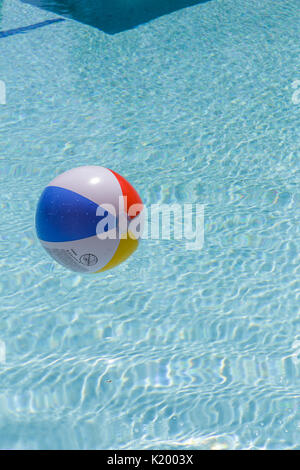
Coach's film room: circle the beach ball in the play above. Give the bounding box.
[35,166,143,273]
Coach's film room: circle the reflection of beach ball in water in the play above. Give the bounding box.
[35,166,143,273]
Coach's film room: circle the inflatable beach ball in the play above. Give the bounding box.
[35,166,143,273]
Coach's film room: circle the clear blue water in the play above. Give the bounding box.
[0,0,300,450]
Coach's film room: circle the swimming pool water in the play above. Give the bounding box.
[0,0,299,450]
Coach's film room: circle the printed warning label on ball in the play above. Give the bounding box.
[80,254,98,266]
[44,247,88,272]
